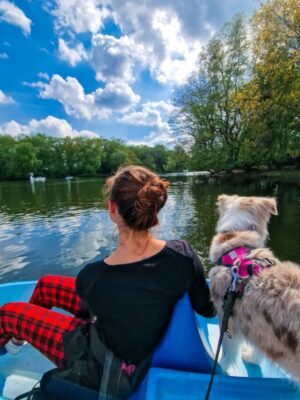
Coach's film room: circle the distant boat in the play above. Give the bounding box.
[65,176,74,180]
[29,173,46,183]
[161,171,211,177]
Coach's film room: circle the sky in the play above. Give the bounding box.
[0,0,256,146]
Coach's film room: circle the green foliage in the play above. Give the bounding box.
[165,145,190,172]
[130,144,172,172]
[175,15,249,170]
[175,0,300,171]
[7,141,39,179]
[237,0,300,166]
[0,135,187,180]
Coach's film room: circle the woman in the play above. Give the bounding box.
[0,165,215,398]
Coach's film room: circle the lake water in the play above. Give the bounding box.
[0,171,299,283]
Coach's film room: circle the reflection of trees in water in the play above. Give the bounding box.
[0,207,117,282]
[173,173,300,267]
[0,178,106,217]
[154,179,197,242]
[183,178,221,271]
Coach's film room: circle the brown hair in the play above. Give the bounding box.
[104,165,169,230]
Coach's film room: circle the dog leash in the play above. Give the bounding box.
[204,267,239,400]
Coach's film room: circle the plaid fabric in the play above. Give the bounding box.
[0,275,87,368]
[29,275,82,316]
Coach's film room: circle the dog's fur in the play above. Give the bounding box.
[209,195,300,380]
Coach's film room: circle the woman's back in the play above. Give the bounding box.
[76,239,215,364]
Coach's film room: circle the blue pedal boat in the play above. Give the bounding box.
[0,281,299,399]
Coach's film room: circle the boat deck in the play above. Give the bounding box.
[0,281,299,399]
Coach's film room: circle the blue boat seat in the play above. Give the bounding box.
[131,367,300,400]
[150,292,214,372]
[41,293,217,399]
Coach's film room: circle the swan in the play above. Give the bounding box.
[29,173,46,183]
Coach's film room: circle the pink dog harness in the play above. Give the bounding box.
[219,246,274,296]
[121,361,136,376]
[220,247,265,279]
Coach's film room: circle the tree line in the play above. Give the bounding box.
[0,135,189,179]
[174,0,300,171]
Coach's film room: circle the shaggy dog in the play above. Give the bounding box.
[209,195,300,380]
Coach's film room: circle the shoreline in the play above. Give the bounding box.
[0,167,299,182]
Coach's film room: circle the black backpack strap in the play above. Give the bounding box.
[14,392,33,400]
[89,324,126,400]
[14,384,43,400]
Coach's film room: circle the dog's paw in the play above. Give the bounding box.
[242,345,260,365]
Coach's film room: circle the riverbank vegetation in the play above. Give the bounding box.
[175,0,300,171]
[0,135,188,179]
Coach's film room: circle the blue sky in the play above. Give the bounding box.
[0,0,256,146]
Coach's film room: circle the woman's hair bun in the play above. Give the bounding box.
[105,165,169,230]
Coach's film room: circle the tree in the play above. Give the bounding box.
[175,15,249,170]
[101,139,131,173]
[236,0,300,165]
[0,135,16,179]
[24,134,61,177]
[165,145,189,172]
[70,137,104,175]
[7,141,39,178]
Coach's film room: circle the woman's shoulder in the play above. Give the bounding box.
[77,259,107,277]
[76,259,107,298]
[165,239,197,259]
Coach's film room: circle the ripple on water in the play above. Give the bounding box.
[0,174,299,282]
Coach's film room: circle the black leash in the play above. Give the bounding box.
[14,381,42,400]
[204,267,239,400]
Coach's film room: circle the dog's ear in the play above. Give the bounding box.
[217,194,237,205]
[218,194,230,204]
[217,195,228,212]
[262,198,278,216]
[217,195,237,214]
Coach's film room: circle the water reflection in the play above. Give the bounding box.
[0,172,299,283]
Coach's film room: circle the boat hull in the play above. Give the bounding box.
[0,281,299,399]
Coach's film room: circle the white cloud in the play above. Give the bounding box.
[124,101,175,146]
[0,52,8,59]
[38,47,50,54]
[0,0,32,36]
[38,72,50,80]
[89,10,201,85]
[51,0,110,34]
[109,0,249,42]
[128,126,175,147]
[120,101,174,145]
[0,89,14,104]
[91,34,145,83]
[105,1,207,84]
[50,1,255,86]
[0,120,25,136]
[94,82,140,110]
[147,127,175,146]
[29,116,98,138]
[0,116,99,138]
[120,101,174,127]
[39,75,95,119]
[22,80,45,89]
[149,10,202,84]
[58,38,87,67]
[36,74,140,120]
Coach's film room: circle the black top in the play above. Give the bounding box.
[76,240,215,365]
